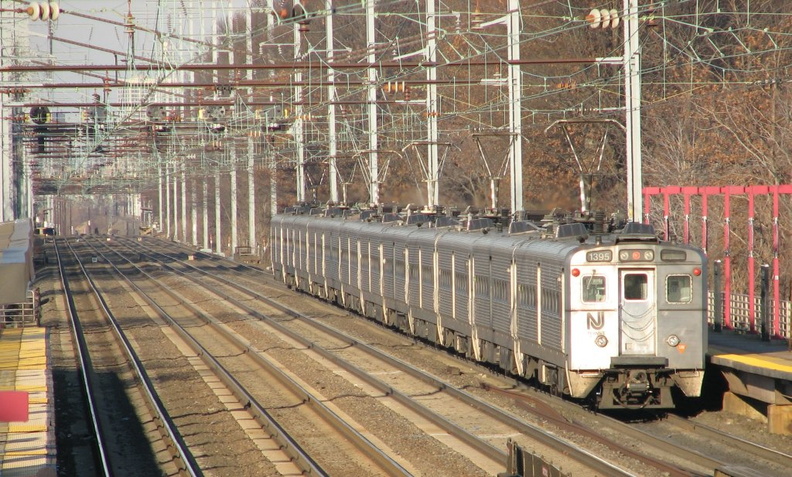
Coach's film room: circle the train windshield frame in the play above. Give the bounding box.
[665,274,693,304]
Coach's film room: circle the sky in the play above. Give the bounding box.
[21,1,256,107]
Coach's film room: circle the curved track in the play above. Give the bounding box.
[45,235,792,477]
[119,237,717,476]
[138,236,792,477]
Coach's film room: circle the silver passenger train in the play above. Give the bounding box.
[270,207,707,409]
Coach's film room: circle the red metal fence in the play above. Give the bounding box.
[644,185,792,339]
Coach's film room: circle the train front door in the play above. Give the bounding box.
[618,269,656,355]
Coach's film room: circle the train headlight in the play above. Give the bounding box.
[666,334,680,347]
[594,334,608,348]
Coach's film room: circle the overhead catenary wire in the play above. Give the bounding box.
[6,0,792,201]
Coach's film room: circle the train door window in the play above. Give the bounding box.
[542,289,559,313]
[666,275,692,303]
[582,276,607,302]
[518,285,528,305]
[623,273,648,300]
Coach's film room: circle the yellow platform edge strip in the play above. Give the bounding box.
[716,353,792,373]
[8,424,48,433]
[0,450,50,457]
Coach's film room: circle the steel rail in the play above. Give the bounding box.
[52,238,113,476]
[483,385,706,476]
[59,238,202,477]
[86,238,407,476]
[124,237,637,477]
[665,414,792,468]
[138,247,507,465]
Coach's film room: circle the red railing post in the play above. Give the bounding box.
[723,187,732,329]
[748,186,756,332]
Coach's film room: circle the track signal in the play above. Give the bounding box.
[30,106,50,124]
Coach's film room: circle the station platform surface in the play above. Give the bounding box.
[707,328,792,434]
[0,327,55,476]
[708,329,792,380]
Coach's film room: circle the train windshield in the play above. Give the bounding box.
[666,275,692,303]
[582,276,607,302]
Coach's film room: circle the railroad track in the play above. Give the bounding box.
[111,235,735,476]
[52,238,200,476]
[78,236,410,476]
[133,236,792,477]
[649,414,792,475]
[101,238,542,475]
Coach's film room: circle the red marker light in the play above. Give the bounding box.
[693,268,702,276]
[571,268,580,277]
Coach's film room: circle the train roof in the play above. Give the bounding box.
[272,205,692,253]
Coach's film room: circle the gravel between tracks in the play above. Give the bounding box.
[43,239,792,476]
[40,249,276,477]
[163,272,492,477]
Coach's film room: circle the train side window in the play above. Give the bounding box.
[396,259,406,276]
[666,275,692,303]
[624,273,648,300]
[409,263,419,279]
[422,264,433,286]
[439,269,452,289]
[582,276,606,302]
[455,271,467,292]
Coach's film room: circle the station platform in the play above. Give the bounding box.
[0,327,55,476]
[707,328,792,435]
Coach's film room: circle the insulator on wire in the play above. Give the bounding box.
[586,8,619,29]
[383,82,406,93]
[27,2,60,21]
[644,8,658,27]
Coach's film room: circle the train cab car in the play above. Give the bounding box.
[565,223,707,408]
